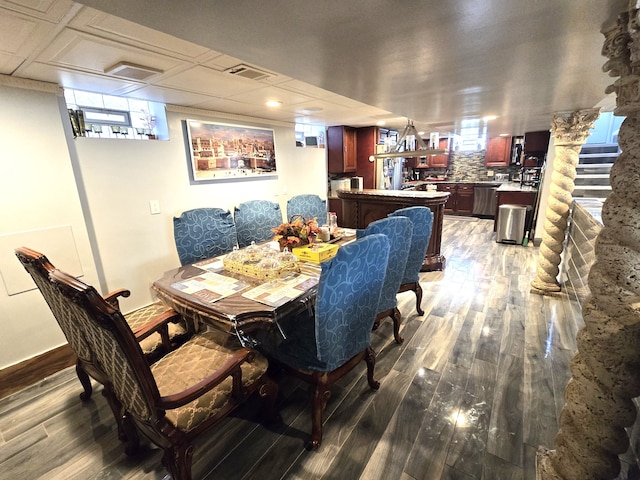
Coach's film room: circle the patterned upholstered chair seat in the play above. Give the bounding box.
[173,207,238,266]
[234,199,283,248]
[388,206,434,315]
[286,194,327,224]
[256,234,390,449]
[124,302,187,355]
[46,268,278,480]
[357,216,412,343]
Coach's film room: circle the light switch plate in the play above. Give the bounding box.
[149,200,161,215]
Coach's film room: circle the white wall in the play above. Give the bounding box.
[0,85,100,368]
[0,89,327,369]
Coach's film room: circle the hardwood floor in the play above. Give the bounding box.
[1,216,637,479]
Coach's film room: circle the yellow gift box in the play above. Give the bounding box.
[292,243,339,263]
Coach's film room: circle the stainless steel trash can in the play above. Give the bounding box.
[496,204,527,244]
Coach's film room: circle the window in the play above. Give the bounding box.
[64,89,167,140]
[457,118,487,151]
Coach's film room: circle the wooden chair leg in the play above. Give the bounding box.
[259,376,281,425]
[76,361,93,401]
[163,442,195,480]
[413,282,424,316]
[390,307,404,344]
[364,346,381,390]
[308,373,331,451]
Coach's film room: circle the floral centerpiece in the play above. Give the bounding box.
[272,215,319,251]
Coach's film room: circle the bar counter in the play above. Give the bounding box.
[337,189,450,271]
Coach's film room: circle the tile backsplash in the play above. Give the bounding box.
[412,149,519,182]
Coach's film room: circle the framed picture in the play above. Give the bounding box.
[185,119,277,182]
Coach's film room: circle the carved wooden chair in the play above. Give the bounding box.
[15,246,187,451]
[47,266,278,480]
[389,206,434,315]
[357,216,412,343]
[255,234,390,449]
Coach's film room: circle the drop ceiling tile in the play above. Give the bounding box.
[190,96,263,115]
[277,79,338,99]
[0,7,56,57]
[119,84,213,106]
[227,85,313,106]
[1,0,74,22]
[158,65,263,97]
[37,28,185,74]
[0,52,23,74]
[69,7,210,60]
[18,61,142,93]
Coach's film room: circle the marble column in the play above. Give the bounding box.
[530,109,599,296]
[537,5,640,480]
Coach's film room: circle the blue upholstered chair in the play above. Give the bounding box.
[173,208,237,266]
[286,194,327,223]
[256,234,390,450]
[389,206,434,316]
[234,200,283,248]
[357,216,412,344]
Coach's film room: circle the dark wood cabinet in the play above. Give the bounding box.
[436,183,474,214]
[524,130,551,155]
[355,126,378,189]
[328,126,357,173]
[429,137,451,168]
[484,136,512,167]
[327,198,343,223]
[456,185,475,213]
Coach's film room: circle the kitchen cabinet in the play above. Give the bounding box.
[429,137,451,168]
[436,183,474,214]
[408,137,450,168]
[327,126,357,173]
[355,126,378,189]
[524,130,551,155]
[484,136,512,167]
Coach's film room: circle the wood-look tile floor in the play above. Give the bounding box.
[1,217,638,480]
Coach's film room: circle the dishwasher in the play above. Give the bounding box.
[472,186,498,217]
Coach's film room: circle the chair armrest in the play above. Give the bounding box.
[131,309,181,341]
[103,288,131,309]
[158,348,254,409]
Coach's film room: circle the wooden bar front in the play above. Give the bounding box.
[337,189,450,271]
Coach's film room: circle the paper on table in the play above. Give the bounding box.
[242,272,319,308]
[171,271,249,303]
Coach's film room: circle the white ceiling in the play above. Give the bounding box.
[1,0,627,138]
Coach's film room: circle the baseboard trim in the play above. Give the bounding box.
[0,344,75,400]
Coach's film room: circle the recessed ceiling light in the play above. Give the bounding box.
[499,133,509,136]
[266,100,282,107]
[376,120,386,126]
[483,115,498,121]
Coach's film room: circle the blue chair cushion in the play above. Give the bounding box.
[286,194,327,224]
[234,200,283,248]
[356,216,412,313]
[389,206,433,284]
[173,208,237,266]
[257,234,390,372]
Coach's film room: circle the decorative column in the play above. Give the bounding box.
[537,5,640,480]
[530,109,599,296]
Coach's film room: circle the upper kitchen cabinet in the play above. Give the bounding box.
[430,137,451,168]
[328,126,357,173]
[524,130,551,155]
[484,136,512,166]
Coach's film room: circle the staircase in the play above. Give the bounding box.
[573,143,619,199]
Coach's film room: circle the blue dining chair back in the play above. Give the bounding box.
[356,216,412,343]
[255,233,390,449]
[234,200,283,248]
[286,194,327,223]
[389,206,434,316]
[173,207,237,266]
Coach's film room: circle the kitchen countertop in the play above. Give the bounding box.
[496,182,537,192]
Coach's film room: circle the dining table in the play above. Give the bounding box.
[151,233,355,345]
